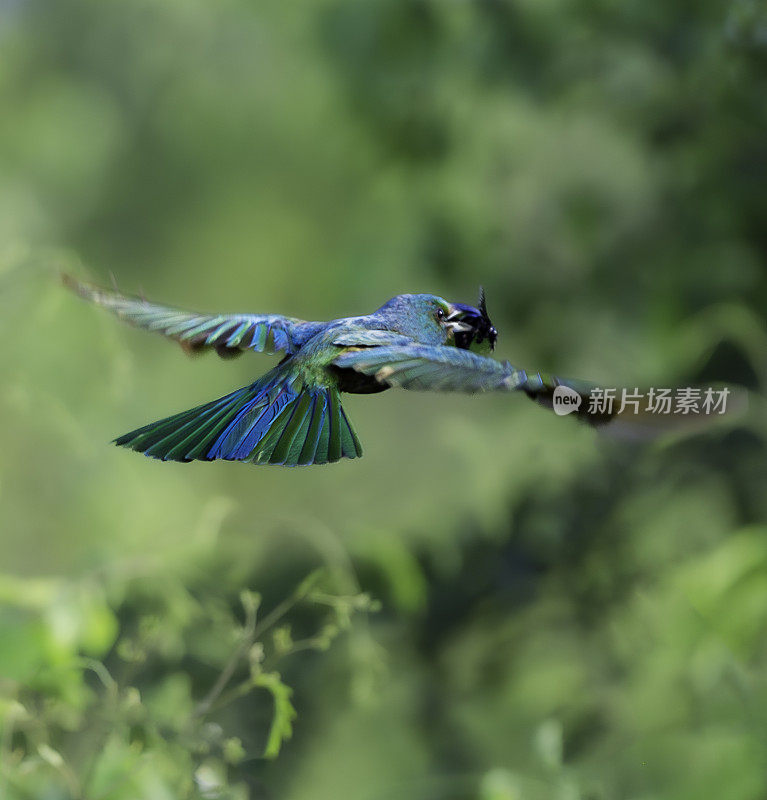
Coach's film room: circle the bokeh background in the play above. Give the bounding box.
[2,1,767,798]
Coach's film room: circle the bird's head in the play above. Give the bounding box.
[377,289,497,351]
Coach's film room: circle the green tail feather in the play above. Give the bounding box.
[115,372,363,467]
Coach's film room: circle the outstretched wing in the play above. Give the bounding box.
[64,275,321,358]
[334,344,744,435]
[334,343,621,425]
[333,344,530,393]
[334,344,615,425]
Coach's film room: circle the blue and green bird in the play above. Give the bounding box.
[64,276,613,466]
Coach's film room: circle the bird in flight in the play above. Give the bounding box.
[64,276,725,466]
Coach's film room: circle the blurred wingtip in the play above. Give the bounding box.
[61,272,129,306]
[61,271,90,299]
[595,387,749,442]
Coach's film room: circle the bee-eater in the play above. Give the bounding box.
[64,276,728,466]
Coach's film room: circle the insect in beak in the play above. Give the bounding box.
[446,288,498,351]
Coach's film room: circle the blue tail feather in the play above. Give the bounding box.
[114,368,362,466]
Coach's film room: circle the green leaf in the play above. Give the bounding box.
[272,625,293,656]
[145,673,194,728]
[239,590,261,621]
[223,737,246,765]
[253,672,297,759]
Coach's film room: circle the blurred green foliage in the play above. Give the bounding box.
[1,0,767,798]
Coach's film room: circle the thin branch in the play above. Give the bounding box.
[193,597,259,719]
[193,577,319,719]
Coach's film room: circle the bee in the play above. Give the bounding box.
[448,287,498,354]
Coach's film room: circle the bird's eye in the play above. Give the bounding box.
[436,308,445,320]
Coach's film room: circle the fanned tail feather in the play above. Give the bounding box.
[114,370,362,466]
